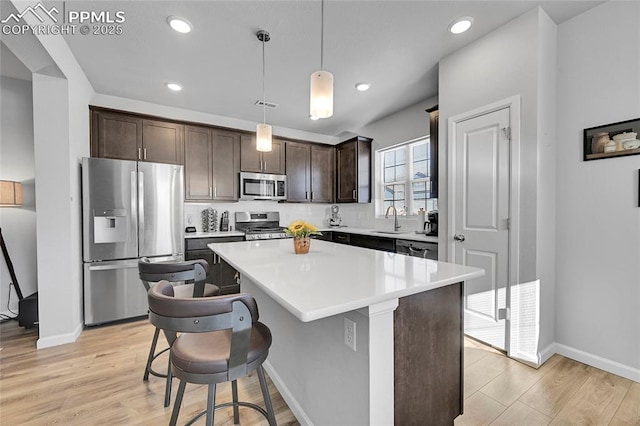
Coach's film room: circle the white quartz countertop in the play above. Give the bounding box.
[185,231,245,239]
[319,226,439,243]
[208,239,483,322]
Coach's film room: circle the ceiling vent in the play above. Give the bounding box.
[255,100,278,109]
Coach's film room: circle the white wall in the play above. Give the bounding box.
[0,76,37,316]
[439,7,557,358]
[555,1,640,377]
[5,0,95,347]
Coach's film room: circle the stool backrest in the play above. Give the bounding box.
[138,257,208,291]
[148,280,260,379]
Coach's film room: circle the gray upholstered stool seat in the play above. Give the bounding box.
[148,280,276,426]
[138,257,221,408]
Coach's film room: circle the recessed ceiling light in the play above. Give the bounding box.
[449,17,473,34]
[166,82,182,91]
[167,16,193,34]
[355,82,371,92]
[309,115,319,121]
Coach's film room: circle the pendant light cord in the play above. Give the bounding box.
[320,0,324,71]
[262,36,266,124]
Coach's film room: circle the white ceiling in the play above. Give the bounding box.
[55,1,601,137]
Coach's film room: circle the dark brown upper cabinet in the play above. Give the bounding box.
[184,125,240,202]
[141,119,184,165]
[285,141,335,203]
[90,108,183,165]
[336,136,372,203]
[240,135,285,175]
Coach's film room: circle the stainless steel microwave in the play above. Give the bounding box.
[240,172,287,201]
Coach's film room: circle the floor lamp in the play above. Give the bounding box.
[0,181,38,328]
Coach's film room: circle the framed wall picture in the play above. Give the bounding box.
[583,117,640,161]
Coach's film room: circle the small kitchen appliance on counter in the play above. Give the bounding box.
[235,211,290,240]
[328,205,342,227]
[425,210,438,236]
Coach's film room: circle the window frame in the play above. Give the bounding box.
[377,136,437,216]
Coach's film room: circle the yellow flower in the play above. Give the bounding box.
[285,220,322,238]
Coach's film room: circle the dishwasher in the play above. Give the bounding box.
[396,239,438,260]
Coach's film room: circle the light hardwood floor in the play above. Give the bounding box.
[1,320,638,425]
[456,338,640,425]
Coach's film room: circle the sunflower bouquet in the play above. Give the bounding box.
[285,220,322,239]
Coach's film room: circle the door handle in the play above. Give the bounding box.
[453,234,466,242]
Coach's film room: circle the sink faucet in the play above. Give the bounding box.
[384,206,401,231]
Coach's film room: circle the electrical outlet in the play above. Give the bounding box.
[186,214,193,225]
[344,318,356,351]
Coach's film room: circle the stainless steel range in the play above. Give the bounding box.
[235,212,290,240]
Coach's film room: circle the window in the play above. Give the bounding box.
[379,138,437,215]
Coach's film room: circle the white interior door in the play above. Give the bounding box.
[453,107,510,350]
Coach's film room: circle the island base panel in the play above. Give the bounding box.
[394,282,463,425]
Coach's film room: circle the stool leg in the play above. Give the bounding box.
[144,327,161,381]
[257,365,277,426]
[232,379,240,424]
[169,379,186,426]
[164,354,173,407]
[205,383,217,426]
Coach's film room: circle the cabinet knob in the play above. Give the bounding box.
[352,189,357,199]
[138,147,142,160]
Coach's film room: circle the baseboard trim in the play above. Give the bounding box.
[545,343,639,383]
[538,342,557,366]
[36,322,83,349]
[263,360,313,426]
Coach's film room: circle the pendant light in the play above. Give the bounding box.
[309,0,333,119]
[256,30,272,152]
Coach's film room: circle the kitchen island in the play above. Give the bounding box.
[208,239,484,425]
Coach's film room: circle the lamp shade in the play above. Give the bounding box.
[256,123,273,152]
[310,70,334,118]
[0,181,23,206]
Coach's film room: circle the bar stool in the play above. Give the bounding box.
[138,257,220,407]
[148,280,276,426]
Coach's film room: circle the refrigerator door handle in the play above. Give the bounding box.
[88,262,139,271]
[138,170,144,247]
[131,170,138,244]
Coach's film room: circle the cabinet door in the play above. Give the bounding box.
[184,126,213,201]
[240,134,262,173]
[142,119,184,164]
[185,249,215,284]
[336,140,357,202]
[262,138,286,174]
[211,129,240,201]
[92,111,142,160]
[217,258,240,295]
[310,145,335,203]
[285,142,311,202]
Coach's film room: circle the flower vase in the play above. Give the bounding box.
[293,237,311,254]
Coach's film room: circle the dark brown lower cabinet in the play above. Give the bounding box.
[184,237,243,294]
[394,282,463,425]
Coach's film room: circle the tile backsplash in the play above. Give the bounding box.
[184,201,430,234]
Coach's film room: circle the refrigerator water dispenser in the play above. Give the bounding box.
[93,209,128,244]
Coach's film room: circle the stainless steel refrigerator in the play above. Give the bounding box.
[82,157,184,325]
